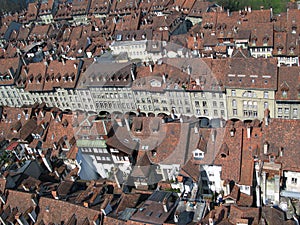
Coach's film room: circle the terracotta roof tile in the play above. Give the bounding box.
[225,58,277,90]
[18,62,47,91]
[54,3,72,20]
[263,119,300,172]
[0,57,20,86]
[44,59,79,91]
[5,190,37,213]
[187,1,207,17]
[38,0,54,16]
[36,197,100,224]
[276,67,300,101]
[29,24,50,41]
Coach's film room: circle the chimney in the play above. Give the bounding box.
[230,125,235,137]
[8,68,13,78]
[73,63,77,69]
[23,68,28,76]
[102,120,107,135]
[187,65,191,75]
[162,73,166,83]
[256,185,261,207]
[124,116,131,131]
[15,213,26,225]
[270,7,273,19]
[62,58,65,65]
[149,64,153,72]
[162,198,169,212]
[227,9,230,16]
[247,126,252,139]
[248,6,251,12]
[51,191,59,199]
[264,108,270,126]
[211,129,216,142]
[130,68,135,80]
[263,142,268,155]
[209,211,215,225]
[171,109,175,119]
[116,118,123,127]
[280,147,284,157]
[194,125,198,134]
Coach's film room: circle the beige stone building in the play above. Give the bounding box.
[225,58,277,120]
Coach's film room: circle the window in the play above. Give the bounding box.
[264,102,268,109]
[282,90,287,98]
[292,178,298,184]
[233,109,237,116]
[221,110,225,116]
[204,109,208,115]
[231,90,236,96]
[278,108,282,113]
[253,111,257,117]
[202,101,207,107]
[264,91,269,99]
[195,101,200,107]
[293,108,298,116]
[285,108,289,114]
[220,102,224,108]
[232,99,237,107]
[214,110,218,116]
[253,101,258,109]
[213,101,217,107]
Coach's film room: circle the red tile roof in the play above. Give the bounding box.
[225,58,278,90]
[276,67,300,101]
[36,197,100,224]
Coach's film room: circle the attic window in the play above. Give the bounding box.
[263,36,269,46]
[193,150,204,159]
[251,37,257,46]
[146,211,153,216]
[151,150,157,157]
[292,24,297,34]
[282,90,287,98]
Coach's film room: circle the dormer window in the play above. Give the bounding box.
[290,46,295,54]
[280,82,289,98]
[28,74,34,83]
[193,149,204,160]
[151,150,157,157]
[292,24,297,34]
[277,44,283,54]
[263,36,269,46]
[282,90,287,98]
[251,36,257,46]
